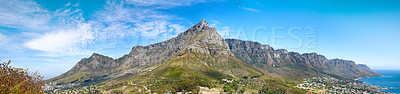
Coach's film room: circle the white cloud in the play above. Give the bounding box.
[168,24,185,34]
[0,33,24,54]
[64,2,71,7]
[210,20,239,39]
[131,20,186,39]
[24,23,94,56]
[73,3,79,7]
[0,33,8,46]
[125,0,208,8]
[218,26,235,38]
[209,20,220,27]
[0,0,51,31]
[9,0,96,57]
[134,21,168,37]
[93,0,190,44]
[4,0,207,57]
[240,6,261,12]
[95,0,172,24]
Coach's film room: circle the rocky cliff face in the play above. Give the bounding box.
[226,39,381,79]
[225,39,322,79]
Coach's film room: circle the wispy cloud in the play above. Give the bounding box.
[209,20,240,39]
[0,0,208,57]
[8,0,97,57]
[91,0,199,46]
[0,33,26,57]
[240,6,261,12]
[24,23,94,57]
[209,20,220,27]
[0,33,9,47]
[125,0,208,8]
[0,0,51,31]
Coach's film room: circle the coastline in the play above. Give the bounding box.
[355,75,382,81]
[355,75,392,93]
[356,70,400,94]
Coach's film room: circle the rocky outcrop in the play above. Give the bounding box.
[358,64,373,71]
[226,39,381,79]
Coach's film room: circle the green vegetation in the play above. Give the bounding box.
[260,86,287,94]
[155,79,199,93]
[111,89,123,94]
[223,81,239,92]
[239,87,246,94]
[164,68,183,79]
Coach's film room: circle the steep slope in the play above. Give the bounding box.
[325,59,380,79]
[226,39,381,79]
[47,53,118,85]
[48,20,308,94]
[48,20,380,94]
[358,64,373,71]
[48,20,213,85]
[148,19,262,79]
[225,39,322,80]
[98,20,280,93]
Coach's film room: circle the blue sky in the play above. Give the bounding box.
[0,0,399,79]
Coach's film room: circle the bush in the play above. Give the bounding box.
[239,87,246,94]
[111,89,123,94]
[260,86,287,94]
[0,60,45,93]
[223,86,235,93]
[155,79,201,94]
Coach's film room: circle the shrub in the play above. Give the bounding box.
[223,86,235,93]
[239,87,246,94]
[260,86,287,94]
[0,60,45,94]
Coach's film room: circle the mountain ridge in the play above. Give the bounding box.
[47,20,381,93]
[225,39,381,79]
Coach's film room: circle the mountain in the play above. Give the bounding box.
[49,20,227,84]
[48,20,307,93]
[358,64,373,71]
[47,53,117,85]
[47,20,380,93]
[96,20,307,93]
[225,39,381,79]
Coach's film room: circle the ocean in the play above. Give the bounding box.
[358,70,400,93]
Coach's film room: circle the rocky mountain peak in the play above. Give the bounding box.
[186,19,211,32]
[201,19,208,26]
[179,20,233,56]
[90,53,103,58]
[88,53,113,61]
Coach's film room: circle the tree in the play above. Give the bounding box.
[0,60,45,94]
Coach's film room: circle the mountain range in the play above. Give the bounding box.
[47,20,380,93]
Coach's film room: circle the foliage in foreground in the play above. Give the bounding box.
[0,60,45,94]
